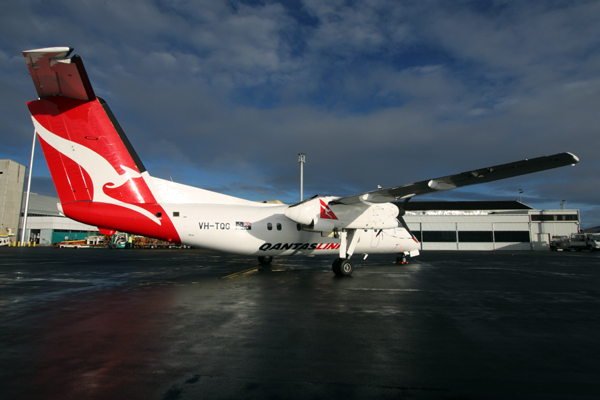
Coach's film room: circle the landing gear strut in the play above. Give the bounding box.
[330,229,360,276]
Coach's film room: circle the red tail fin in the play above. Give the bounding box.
[24,47,180,243]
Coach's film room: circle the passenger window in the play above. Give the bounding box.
[277,223,282,231]
[267,223,272,231]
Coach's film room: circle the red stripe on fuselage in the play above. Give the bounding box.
[61,202,180,243]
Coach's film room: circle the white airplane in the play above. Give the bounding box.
[23,47,579,276]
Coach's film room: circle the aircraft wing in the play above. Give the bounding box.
[330,152,579,205]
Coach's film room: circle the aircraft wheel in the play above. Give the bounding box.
[332,258,342,276]
[339,259,354,276]
[396,254,407,264]
[258,256,273,265]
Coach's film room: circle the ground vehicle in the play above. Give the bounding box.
[55,235,105,248]
[109,232,131,249]
[586,233,600,251]
[569,234,588,251]
[550,236,570,251]
[551,233,600,251]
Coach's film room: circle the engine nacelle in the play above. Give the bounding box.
[284,196,399,231]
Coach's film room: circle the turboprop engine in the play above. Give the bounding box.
[284,196,399,232]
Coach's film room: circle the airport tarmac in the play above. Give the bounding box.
[0,248,599,400]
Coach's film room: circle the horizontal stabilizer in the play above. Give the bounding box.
[332,152,579,205]
[23,47,96,101]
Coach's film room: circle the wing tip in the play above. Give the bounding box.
[565,152,580,165]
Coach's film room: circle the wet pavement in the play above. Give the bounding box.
[1,247,599,399]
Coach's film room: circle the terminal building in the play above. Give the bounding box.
[0,160,27,240]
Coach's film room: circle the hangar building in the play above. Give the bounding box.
[22,193,99,245]
[404,201,579,251]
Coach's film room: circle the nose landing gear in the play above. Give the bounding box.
[332,258,354,276]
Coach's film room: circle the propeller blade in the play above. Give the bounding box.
[398,215,419,243]
[397,197,419,243]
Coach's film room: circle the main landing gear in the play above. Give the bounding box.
[396,254,408,264]
[258,256,273,265]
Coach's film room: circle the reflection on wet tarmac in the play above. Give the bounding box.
[1,248,599,399]
[32,288,175,400]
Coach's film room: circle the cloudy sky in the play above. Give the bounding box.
[1,0,599,227]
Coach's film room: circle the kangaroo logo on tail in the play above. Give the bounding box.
[32,117,161,225]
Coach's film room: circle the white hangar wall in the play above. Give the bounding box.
[404,203,579,251]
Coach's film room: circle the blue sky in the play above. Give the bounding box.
[1,0,599,227]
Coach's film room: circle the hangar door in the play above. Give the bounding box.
[493,222,531,250]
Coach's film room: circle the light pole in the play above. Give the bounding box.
[298,153,305,202]
[20,130,36,246]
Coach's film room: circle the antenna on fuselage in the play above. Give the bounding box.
[298,153,305,202]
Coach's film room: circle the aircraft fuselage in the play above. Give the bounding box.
[161,203,416,256]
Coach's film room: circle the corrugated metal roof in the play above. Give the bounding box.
[398,201,533,211]
[21,194,62,216]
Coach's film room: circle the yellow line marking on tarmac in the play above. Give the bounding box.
[222,266,259,279]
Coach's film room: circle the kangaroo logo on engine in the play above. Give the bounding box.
[320,200,338,220]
